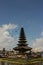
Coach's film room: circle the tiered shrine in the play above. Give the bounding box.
[13,27,32,55]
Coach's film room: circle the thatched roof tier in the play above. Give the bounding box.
[13,46,32,51]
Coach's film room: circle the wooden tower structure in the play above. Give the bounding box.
[13,27,32,55]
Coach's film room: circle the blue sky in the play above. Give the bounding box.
[0,0,43,51]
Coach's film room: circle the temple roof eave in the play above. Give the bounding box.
[13,46,32,51]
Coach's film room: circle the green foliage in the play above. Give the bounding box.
[0,58,43,64]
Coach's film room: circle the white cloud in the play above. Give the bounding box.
[0,23,18,50]
[32,37,43,52]
[41,31,43,36]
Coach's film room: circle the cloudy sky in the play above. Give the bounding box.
[0,0,43,51]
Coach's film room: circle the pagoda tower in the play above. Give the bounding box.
[13,27,32,55]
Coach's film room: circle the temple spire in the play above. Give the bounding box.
[18,27,27,43]
[13,27,32,55]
